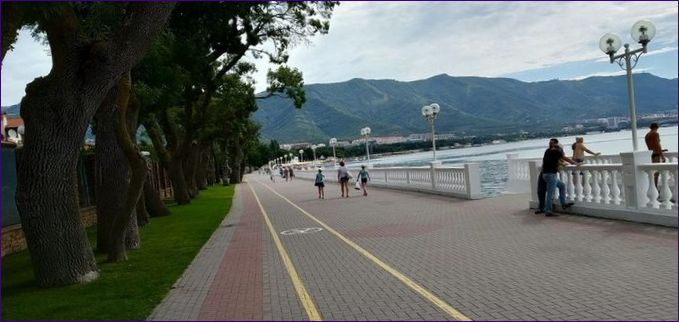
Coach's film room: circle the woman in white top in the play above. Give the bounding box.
[337,161,350,198]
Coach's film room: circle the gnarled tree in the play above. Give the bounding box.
[6,2,174,286]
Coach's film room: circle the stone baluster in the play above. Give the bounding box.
[575,170,584,202]
[567,170,575,201]
[673,170,678,208]
[659,170,673,210]
[592,171,601,203]
[646,170,660,209]
[611,170,622,205]
[583,170,592,202]
[602,170,611,204]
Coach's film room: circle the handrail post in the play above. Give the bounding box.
[620,151,651,209]
[430,161,441,190]
[529,161,540,205]
[464,163,481,199]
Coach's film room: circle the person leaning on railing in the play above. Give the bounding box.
[541,138,578,217]
[645,122,666,187]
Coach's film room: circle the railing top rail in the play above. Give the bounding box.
[638,163,679,170]
[513,152,676,162]
[561,164,623,171]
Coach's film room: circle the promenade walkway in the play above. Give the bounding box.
[149,174,677,321]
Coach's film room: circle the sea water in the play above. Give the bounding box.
[351,126,678,197]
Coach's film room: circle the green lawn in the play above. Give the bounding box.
[2,184,235,320]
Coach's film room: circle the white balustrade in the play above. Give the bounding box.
[529,154,677,221]
[294,164,482,200]
[637,163,677,211]
[506,154,541,193]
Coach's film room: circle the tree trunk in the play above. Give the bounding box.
[206,147,217,186]
[144,172,170,217]
[136,189,150,226]
[168,160,191,204]
[125,212,140,250]
[196,143,210,190]
[16,77,99,285]
[94,88,129,253]
[145,121,191,205]
[183,142,200,198]
[15,2,174,286]
[107,73,146,262]
[126,89,149,228]
[229,157,242,184]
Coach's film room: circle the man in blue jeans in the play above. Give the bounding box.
[542,138,578,217]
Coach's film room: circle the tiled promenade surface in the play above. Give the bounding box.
[149,174,677,321]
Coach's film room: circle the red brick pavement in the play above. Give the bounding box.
[197,187,263,320]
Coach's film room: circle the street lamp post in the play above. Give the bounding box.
[299,149,304,163]
[599,20,656,151]
[311,145,318,165]
[329,138,338,168]
[360,127,371,167]
[421,103,441,161]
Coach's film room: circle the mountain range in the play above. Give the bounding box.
[252,73,677,143]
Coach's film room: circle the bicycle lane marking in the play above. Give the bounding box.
[257,181,472,321]
[247,182,322,321]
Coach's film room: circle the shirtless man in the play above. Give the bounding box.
[645,123,665,187]
[571,137,600,163]
[645,123,665,163]
[569,137,597,185]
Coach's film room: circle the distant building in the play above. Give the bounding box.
[283,142,312,150]
[336,140,352,147]
[373,136,407,144]
[408,133,430,141]
[2,114,24,144]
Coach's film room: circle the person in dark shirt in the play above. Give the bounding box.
[542,138,578,217]
[534,140,554,214]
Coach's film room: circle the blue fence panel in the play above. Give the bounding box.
[2,148,20,226]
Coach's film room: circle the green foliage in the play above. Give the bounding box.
[2,185,235,320]
[264,66,306,108]
[135,2,338,160]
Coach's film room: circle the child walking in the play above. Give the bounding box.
[314,168,325,199]
[358,165,370,196]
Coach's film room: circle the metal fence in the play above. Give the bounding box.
[2,147,173,227]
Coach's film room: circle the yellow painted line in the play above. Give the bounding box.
[247,183,322,321]
[259,181,472,321]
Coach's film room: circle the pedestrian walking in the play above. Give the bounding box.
[288,167,294,181]
[283,167,289,182]
[314,168,325,199]
[357,165,370,196]
[542,138,576,217]
[337,161,351,198]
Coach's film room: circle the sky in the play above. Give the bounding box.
[2,1,677,106]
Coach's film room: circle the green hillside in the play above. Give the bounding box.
[252,73,677,142]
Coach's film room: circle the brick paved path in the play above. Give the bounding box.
[149,174,677,321]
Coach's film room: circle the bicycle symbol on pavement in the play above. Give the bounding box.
[280,227,324,235]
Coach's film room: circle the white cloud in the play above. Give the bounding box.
[1,28,52,106]
[252,1,678,90]
[2,2,677,103]
[567,68,651,80]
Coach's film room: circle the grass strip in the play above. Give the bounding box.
[2,184,235,320]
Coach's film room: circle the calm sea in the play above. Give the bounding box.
[349,125,678,197]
